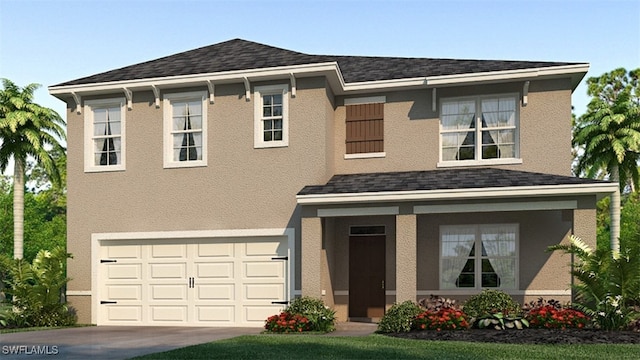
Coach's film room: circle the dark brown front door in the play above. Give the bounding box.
[349,235,386,319]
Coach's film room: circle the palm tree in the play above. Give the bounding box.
[573,68,640,258]
[0,79,66,259]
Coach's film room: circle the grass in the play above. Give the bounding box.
[131,334,640,360]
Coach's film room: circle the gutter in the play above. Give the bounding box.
[296,182,617,205]
[49,62,589,99]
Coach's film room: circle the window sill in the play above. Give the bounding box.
[344,152,386,160]
[84,165,126,173]
[419,289,519,296]
[437,158,523,168]
[163,161,207,169]
[254,142,288,149]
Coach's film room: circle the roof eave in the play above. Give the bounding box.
[424,63,589,91]
[296,182,617,206]
[320,63,589,94]
[48,62,346,99]
[48,62,589,99]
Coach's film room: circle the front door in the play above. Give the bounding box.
[349,235,386,319]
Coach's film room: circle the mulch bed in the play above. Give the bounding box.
[388,328,640,344]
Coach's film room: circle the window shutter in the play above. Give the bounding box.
[346,103,384,154]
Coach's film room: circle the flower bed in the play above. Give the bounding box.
[526,305,589,329]
[413,308,470,331]
[264,312,310,333]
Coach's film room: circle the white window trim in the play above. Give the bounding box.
[439,223,519,291]
[84,98,126,173]
[344,152,386,159]
[163,91,208,168]
[438,93,520,167]
[254,84,289,148]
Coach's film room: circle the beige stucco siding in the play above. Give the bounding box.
[519,79,573,176]
[65,77,333,322]
[333,79,573,176]
[333,90,439,174]
[64,70,587,324]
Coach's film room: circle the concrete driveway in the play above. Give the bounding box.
[1,326,261,360]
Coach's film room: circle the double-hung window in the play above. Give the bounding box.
[440,94,519,165]
[163,91,207,168]
[254,84,289,148]
[440,224,518,290]
[84,98,126,172]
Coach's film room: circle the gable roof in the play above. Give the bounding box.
[297,168,616,205]
[52,38,587,91]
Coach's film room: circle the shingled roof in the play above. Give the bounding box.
[298,168,609,196]
[54,38,581,87]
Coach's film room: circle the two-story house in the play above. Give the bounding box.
[49,39,616,327]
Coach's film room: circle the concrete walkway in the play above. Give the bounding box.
[1,322,377,359]
[329,322,378,336]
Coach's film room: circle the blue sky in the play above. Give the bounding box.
[1,0,639,123]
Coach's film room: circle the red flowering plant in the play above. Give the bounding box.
[413,308,470,331]
[264,312,311,333]
[524,298,590,329]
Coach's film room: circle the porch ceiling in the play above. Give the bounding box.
[296,168,617,205]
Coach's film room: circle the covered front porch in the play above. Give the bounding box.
[296,169,616,322]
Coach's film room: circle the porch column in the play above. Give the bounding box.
[301,217,322,298]
[573,208,596,250]
[396,214,417,303]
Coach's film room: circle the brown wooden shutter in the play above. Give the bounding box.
[345,103,384,154]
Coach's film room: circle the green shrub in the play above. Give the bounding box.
[285,297,336,332]
[1,247,76,328]
[549,235,640,330]
[462,289,521,320]
[376,300,422,333]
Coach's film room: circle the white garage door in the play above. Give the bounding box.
[98,236,288,326]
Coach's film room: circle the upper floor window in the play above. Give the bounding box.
[440,224,518,290]
[254,84,289,148]
[344,96,385,159]
[84,98,126,172]
[163,91,207,168]
[440,94,519,166]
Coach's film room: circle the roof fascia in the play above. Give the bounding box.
[340,64,589,93]
[49,62,345,97]
[49,62,589,98]
[424,64,589,91]
[296,182,617,206]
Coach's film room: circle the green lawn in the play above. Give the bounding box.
[132,334,640,360]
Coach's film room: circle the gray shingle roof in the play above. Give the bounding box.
[297,168,607,196]
[55,39,580,87]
